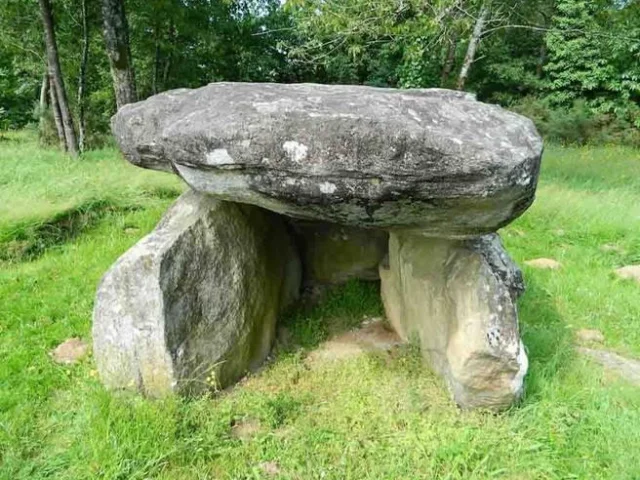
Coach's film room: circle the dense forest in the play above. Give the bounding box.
[1,0,639,153]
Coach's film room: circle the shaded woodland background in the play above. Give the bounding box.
[1,0,639,152]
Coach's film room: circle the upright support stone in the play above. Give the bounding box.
[289,219,388,285]
[380,232,527,410]
[92,191,300,396]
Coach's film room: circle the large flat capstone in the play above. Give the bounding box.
[112,82,543,237]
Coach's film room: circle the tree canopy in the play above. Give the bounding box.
[0,0,638,147]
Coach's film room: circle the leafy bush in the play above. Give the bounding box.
[511,97,640,147]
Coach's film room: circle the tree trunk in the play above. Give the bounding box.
[161,22,175,92]
[49,75,67,151]
[39,0,79,156]
[102,0,136,109]
[153,38,160,95]
[536,43,546,79]
[39,73,49,136]
[162,57,171,91]
[457,4,489,91]
[78,0,89,153]
[441,34,458,87]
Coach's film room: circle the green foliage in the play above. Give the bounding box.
[544,0,640,125]
[0,0,639,144]
[513,96,640,146]
[0,131,183,246]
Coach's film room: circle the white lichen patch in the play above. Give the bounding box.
[408,108,422,123]
[516,169,532,186]
[283,141,308,163]
[319,182,337,194]
[205,148,234,166]
[511,340,529,393]
[241,139,251,148]
[254,98,301,114]
[308,112,360,119]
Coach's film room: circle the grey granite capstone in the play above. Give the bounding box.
[112,83,543,237]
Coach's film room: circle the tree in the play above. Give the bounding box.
[457,2,489,90]
[102,0,136,108]
[39,0,79,156]
[2,0,639,147]
[78,0,89,152]
[49,74,66,149]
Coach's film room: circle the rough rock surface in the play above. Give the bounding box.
[380,232,527,410]
[112,82,543,236]
[92,191,300,396]
[306,319,403,364]
[615,265,640,283]
[576,329,605,344]
[289,219,388,284]
[50,338,89,365]
[579,348,640,386]
[524,258,562,270]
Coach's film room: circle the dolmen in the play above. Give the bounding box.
[93,83,542,410]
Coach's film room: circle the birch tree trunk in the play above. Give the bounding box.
[39,73,49,137]
[49,75,66,151]
[78,0,89,153]
[39,0,79,156]
[457,4,489,91]
[102,0,136,109]
[153,39,160,95]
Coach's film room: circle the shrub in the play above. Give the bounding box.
[511,97,640,147]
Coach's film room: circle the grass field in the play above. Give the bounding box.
[1,131,639,479]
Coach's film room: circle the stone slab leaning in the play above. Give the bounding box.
[93,190,300,396]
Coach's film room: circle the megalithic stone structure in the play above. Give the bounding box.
[94,82,543,409]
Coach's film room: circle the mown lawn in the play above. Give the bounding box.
[1,131,639,479]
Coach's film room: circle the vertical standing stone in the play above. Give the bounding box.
[92,191,300,396]
[289,219,388,285]
[380,232,527,410]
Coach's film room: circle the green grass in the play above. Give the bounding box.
[1,134,639,479]
[0,131,184,261]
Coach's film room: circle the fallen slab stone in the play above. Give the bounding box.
[50,338,89,365]
[231,417,262,440]
[306,319,403,364]
[524,258,562,270]
[615,265,640,283]
[600,244,625,254]
[578,347,640,386]
[93,191,301,396]
[380,233,527,410]
[259,461,281,477]
[112,83,543,237]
